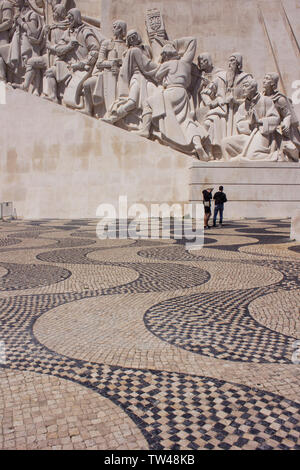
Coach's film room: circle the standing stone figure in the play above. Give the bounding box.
[103,29,158,126]
[190,52,223,112]
[221,78,280,161]
[44,8,100,107]
[8,0,44,81]
[136,39,210,160]
[215,53,252,137]
[82,20,127,118]
[13,3,68,94]
[0,0,14,81]
[263,72,300,162]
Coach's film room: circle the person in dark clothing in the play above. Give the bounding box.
[213,186,227,226]
[202,187,213,229]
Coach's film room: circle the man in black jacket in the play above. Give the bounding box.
[213,186,227,227]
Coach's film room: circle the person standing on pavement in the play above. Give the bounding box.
[202,187,213,229]
[213,186,227,226]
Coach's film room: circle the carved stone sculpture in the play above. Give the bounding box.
[3,2,299,164]
[189,52,223,113]
[145,8,168,62]
[221,78,281,161]
[44,7,100,107]
[12,3,68,94]
[82,20,127,118]
[103,29,157,126]
[0,0,14,81]
[263,73,300,162]
[214,53,252,137]
[136,39,210,160]
[8,0,44,84]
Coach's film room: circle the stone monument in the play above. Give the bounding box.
[0,0,299,219]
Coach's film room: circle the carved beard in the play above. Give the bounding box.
[227,64,238,88]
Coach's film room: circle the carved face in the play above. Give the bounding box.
[242,81,257,99]
[127,32,139,47]
[228,56,239,72]
[198,56,209,72]
[263,74,275,93]
[113,22,125,40]
[53,6,66,22]
[149,14,161,31]
[15,0,27,8]
[66,12,75,28]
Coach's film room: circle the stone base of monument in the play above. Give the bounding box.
[190,161,300,219]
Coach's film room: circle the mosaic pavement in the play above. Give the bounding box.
[0,218,299,450]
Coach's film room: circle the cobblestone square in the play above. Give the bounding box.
[0,218,299,450]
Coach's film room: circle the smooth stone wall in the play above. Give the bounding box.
[291,212,300,241]
[190,161,300,219]
[0,87,190,219]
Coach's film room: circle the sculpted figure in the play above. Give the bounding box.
[136,39,210,160]
[13,3,68,94]
[221,78,280,161]
[215,53,252,136]
[263,73,300,162]
[200,81,227,159]
[103,29,158,126]
[82,20,127,117]
[189,52,223,113]
[44,8,100,107]
[0,0,14,81]
[8,0,44,81]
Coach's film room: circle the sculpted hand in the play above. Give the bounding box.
[72,61,85,71]
[111,63,119,76]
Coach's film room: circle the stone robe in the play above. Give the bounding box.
[269,91,300,162]
[117,43,158,109]
[92,38,127,110]
[146,37,208,152]
[221,93,280,161]
[8,8,44,71]
[212,69,252,138]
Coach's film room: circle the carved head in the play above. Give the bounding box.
[53,4,67,22]
[228,53,243,72]
[263,73,279,94]
[14,0,28,8]
[66,8,83,29]
[242,78,258,99]
[112,20,127,40]
[126,30,142,47]
[160,43,180,63]
[198,53,213,73]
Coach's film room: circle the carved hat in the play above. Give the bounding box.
[67,8,83,26]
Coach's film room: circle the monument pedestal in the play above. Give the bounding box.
[190,161,300,219]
